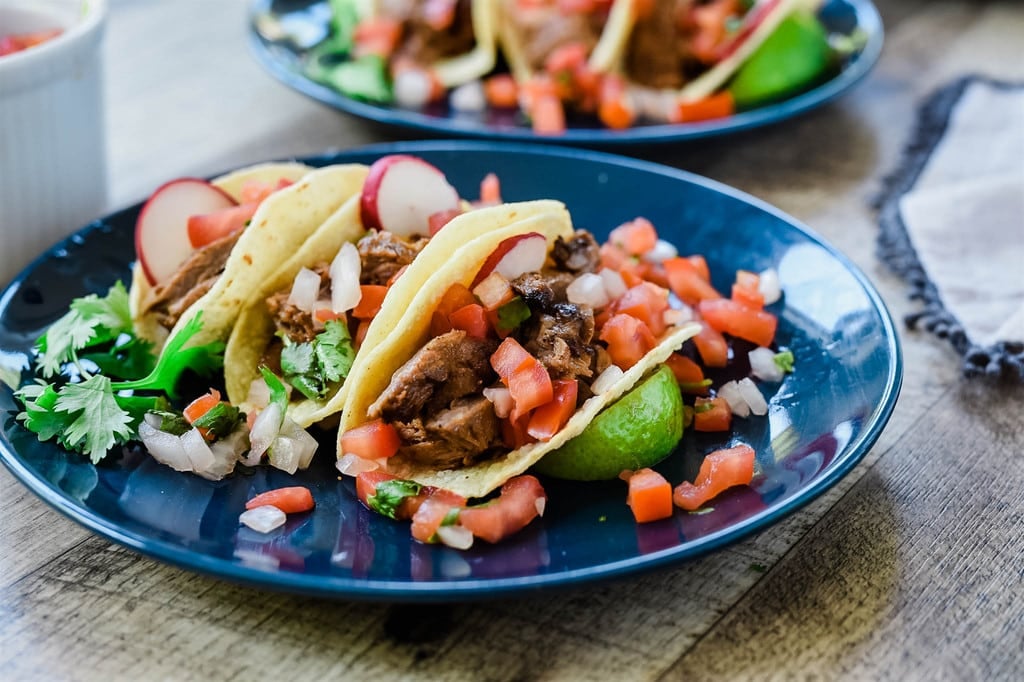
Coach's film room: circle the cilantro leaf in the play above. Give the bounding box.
[113,313,223,398]
[367,479,422,519]
[16,383,67,442]
[54,375,134,463]
[279,320,355,400]
[192,402,242,440]
[317,319,355,383]
[496,297,531,331]
[36,282,132,377]
[281,342,315,377]
[79,335,156,380]
[260,366,289,414]
[148,409,191,436]
[773,350,795,374]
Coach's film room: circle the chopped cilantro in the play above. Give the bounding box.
[773,350,795,374]
[36,281,132,377]
[149,409,191,436]
[694,401,715,414]
[280,319,355,400]
[192,402,242,440]
[496,296,531,331]
[441,507,461,527]
[259,366,289,415]
[367,479,422,519]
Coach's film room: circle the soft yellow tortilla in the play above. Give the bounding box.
[338,208,700,498]
[128,162,315,348]
[432,0,500,87]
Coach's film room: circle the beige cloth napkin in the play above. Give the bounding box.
[878,77,1024,380]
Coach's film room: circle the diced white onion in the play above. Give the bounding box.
[204,428,248,481]
[246,378,270,410]
[643,239,679,264]
[663,305,694,327]
[591,365,624,395]
[394,68,433,109]
[287,267,321,313]
[139,421,191,472]
[473,272,511,310]
[181,427,216,471]
[330,242,362,313]
[277,416,319,470]
[248,401,282,462]
[567,273,610,309]
[449,80,486,113]
[268,435,301,475]
[239,505,286,533]
[535,497,547,517]
[483,386,513,419]
[749,346,785,382]
[336,453,380,476]
[737,377,768,416]
[758,268,782,305]
[718,380,750,418]
[600,268,627,300]
[436,525,474,550]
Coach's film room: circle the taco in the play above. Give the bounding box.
[129,163,368,352]
[338,213,701,499]
[606,0,822,103]
[224,189,573,428]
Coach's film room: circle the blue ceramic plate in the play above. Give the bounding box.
[247,0,883,145]
[0,142,901,601]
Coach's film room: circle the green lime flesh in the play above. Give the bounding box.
[729,11,832,110]
[533,365,684,481]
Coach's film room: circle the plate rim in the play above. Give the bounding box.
[0,140,903,601]
[246,0,885,145]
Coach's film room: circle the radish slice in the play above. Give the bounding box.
[360,155,460,237]
[476,233,548,284]
[135,178,236,286]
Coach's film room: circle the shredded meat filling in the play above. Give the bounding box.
[143,229,242,329]
[551,230,601,274]
[357,231,428,285]
[624,0,702,90]
[523,303,596,380]
[397,0,477,65]
[264,263,331,344]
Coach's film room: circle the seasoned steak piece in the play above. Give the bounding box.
[395,396,503,469]
[264,263,331,344]
[523,302,596,379]
[369,330,498,423]
[551,230,601,274]
[144,229,243,329]
[511,5,603,70]
[624,0,690,89]
[510,271,575,310]
[357,231,428,285]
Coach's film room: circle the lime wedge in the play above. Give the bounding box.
[729,11,832,110]
[533,365,683,481]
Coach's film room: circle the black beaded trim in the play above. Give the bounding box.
[875,76,1024,382]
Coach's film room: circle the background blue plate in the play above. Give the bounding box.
[248,0,883,145]
[0,142,901,601]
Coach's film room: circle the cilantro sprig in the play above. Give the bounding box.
[367,479,423,519]
[16,285,225,464]
[280,319,355,400]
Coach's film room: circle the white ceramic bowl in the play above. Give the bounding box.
[0,0,108,287]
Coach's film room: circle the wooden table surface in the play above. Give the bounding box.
[3,1,1023,679]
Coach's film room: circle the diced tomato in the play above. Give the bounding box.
[688,255,711,282]
[674,91,735,123]
[693,396,731,432]
[501,412,535,449]
[353,285,388,320]
[690,0,740,63]
[609,217,658,256]
[598,74,636,130]
[400,486,467,521]
[352,17,402,57]
[527,379,578,442]
[449,303,491,340]
[698,298,777,347]
[428,207,463,235]
[673,444,756,511]
[187,203,258,248]
[491,337,533,379]
[600,243,629,271]
[422,0,458,30]
[665,354,708,394]
[484,74,519,109]
[531,94,567,135]
[731,270,764,309]
[693,322,729,367]
[599,314,656,370]
[626,468,674,523]
[0,29,61,56]
[459,476,547,544]
[664,257,721,305]
[619,266,645,289]
[479,173,502,205]
[314,308,345,324]
[341,419,402,460]
[355,320,370,346]
[411,497,462,543]
[246,486,315,514]
[183,389,221,425]
[431,283,479,336]
[355,470,398,508]
[508,358,554,419]
[612,282,670,336]
[639,261,670,289]
[557,0,599,13]
[545,41,588,77]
